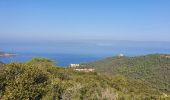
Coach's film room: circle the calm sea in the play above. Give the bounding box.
[1,41,170,66]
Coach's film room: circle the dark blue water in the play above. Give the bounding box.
[1,41,170,66]
[0,53,103,66]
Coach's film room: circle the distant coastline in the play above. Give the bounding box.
[0,52,17,57]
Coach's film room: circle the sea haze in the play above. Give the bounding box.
[0,40,170,66]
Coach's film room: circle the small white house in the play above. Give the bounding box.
[118,53,124,57]
[69,64,80,68]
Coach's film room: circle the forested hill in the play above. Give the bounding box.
[80,54,170,94]
[0,58,170,99]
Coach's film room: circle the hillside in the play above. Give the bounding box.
[80,54,170,94]
[0,58,169,99]
[0,62,4,73]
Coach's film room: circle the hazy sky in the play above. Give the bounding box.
[0,0,170,43]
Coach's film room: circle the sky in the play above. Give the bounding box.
[0,0,170,43]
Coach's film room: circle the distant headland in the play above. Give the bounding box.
[0,52,17,57]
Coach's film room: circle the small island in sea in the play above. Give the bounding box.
[0,52,17,57]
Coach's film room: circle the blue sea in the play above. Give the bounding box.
[1,41,170,66]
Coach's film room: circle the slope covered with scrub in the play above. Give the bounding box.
[0,58,169,100]
[80,54,170,94]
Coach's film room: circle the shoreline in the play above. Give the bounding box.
[0,53,17,57]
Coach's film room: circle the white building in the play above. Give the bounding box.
[118,53,124,57]
[69,64,80,68]
[75,68,95,72]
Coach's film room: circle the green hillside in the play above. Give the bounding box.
[80,54,170,94]
[0,58,169,100]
